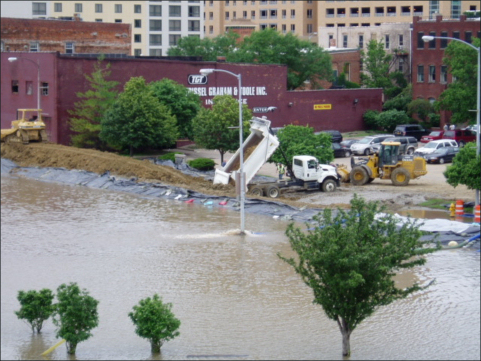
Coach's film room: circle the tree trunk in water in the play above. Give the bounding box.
[341,330,351,357]
[130,145,134,157]
[150,340,162,353]
[66,342,77,355]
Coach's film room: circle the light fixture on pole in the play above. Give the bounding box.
[199,68,246,234]
[8,57,41,117]
[422,35,480,206]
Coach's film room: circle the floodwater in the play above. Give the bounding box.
[1,176,480,360]
[398,209,476,223]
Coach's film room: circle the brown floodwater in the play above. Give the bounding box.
[1,176,479,360]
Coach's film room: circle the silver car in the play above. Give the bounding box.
[350,134,392,155]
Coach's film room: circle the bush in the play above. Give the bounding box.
[158,152,183,162]
[188,158,215,171]
[376,110,410,132]
[363,110,380,130]
[15,289,55,333]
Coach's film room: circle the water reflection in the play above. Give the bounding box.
[1,176,479,360]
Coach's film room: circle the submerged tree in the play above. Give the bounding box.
[278,195,440,357]
[52,282,99,355]
[15,288,55,333]
[128,294,181,353]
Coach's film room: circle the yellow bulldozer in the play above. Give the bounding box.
[345,140,427,186]
[1,109,48,144]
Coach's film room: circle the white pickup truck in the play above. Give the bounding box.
[213,117,340,198]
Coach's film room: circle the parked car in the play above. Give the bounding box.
[393,124,430,141]
[316,130,343,143]
[340,139,359,149]
[424,146,460,164]
[370,136,418,155]
[414,139,458,156]
[442,129,476,147]
[332,142,352,158]
[350,134,392,155]
[420,130,445,144]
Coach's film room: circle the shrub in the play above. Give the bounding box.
[188,158,215,171]
[158,152,183,162]
[363,110,380,130]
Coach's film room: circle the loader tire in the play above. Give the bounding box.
[266,185,280,198]
[250,186,264,197]
[391,168,410,186]
[350,166,369,186]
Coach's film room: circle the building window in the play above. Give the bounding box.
[343,34,348,48]
[291,24,295,33]
[150,35,162,45]
[134,34,141,43]
[452,31,460,39]
[385,34,390,49]
[399,34,404,47]
[75,3,82,12]
[417,65,424,82]
[428,32,436,48]
[115,4,122,13]
[307,24,313,33]
[12,80,19,94]
[95,4,103,13]
[134,19,141,28]
[291,9,295,18]
[150,20,162,31]
[451,0,460,19]
[188,20,200,31]
[41,82,49,96]
[260,24,267,30]
[26,81,33,95]
[54,3,62,12]
[417,32,424,49]
[149,49,162,56]
[465,31,472,43]
[134,4,141,13]
[243,11,247,19]
[189,6,200,17]
[440,31,448,48]
[282,24,286,33]
[226,11,230,20]
[169,34,181,46]
[95,19,103,22]
[429,0,439,19]
[209,25,213,34]
[251,10,256,19]
[307,9,313,18]
[398,58,404,72]
[169,20,181,31]
[169,5,181,16]
[114,19,121,23]
[32,2,47,15]
[30,41,39,52]
[134,49,141,56]
[359,34,363,48]
[260,10,267,18]
[233,11,237,19]
[150,5,162,16]
[440,65,447,83]
[65,42,74,54]
[429,65,436,82]
[270,9,277,18]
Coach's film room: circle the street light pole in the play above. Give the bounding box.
[199,68,245,234]
[422,35,480,206]
[8,57,41,117]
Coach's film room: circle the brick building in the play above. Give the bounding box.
[412,15,480,126]
[1,17,131,54]
[1,52,382,145]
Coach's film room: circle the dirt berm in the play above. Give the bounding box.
[1,142,476,212]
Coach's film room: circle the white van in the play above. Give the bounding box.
[350,134,392,155]
[414,139,458,156]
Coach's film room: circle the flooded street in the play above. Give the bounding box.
[1,176,479,360]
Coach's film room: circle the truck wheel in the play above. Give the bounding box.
[459,141,465,147]
[322,179,337,192]
[364,148,370,156]
[391,168,410,186]
[407,148,414,155]
[344,150,351,157]
[350,166,369,185]
[266,185,280,198]
[250,186,264,197]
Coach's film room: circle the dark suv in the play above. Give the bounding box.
[442,129,476,147]
[393,124,430,141]
[318,130,343,143]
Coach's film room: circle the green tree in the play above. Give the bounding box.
[15,289,54,333]
[361,40,407,99]
[69,55,119,149]
[444,142,481,191]
[270,125,334,166]
[149,79,201,140]
[128,294,181,353]
[100,77,179,156]
[407,99,435,123]
[375,109,410,132]
[382,84,412,112]
[278,195,440,357]
[362,109,380,130]
[192,95,252,165]
[52,283,99,355]
[435,38,480,125]
[229,28,333,90]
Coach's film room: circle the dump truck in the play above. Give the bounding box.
[1,109,48,144]
[348,140,427,186]
[213,116,340,198]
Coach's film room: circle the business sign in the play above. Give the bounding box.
[188,75,208,85]
[253,107,270,113]
[314,104,332,110]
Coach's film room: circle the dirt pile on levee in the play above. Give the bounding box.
[1,143,235,197]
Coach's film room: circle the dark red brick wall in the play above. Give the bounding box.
[412,15,480,126]
[1,53,382,145]
[1,17,131,54]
